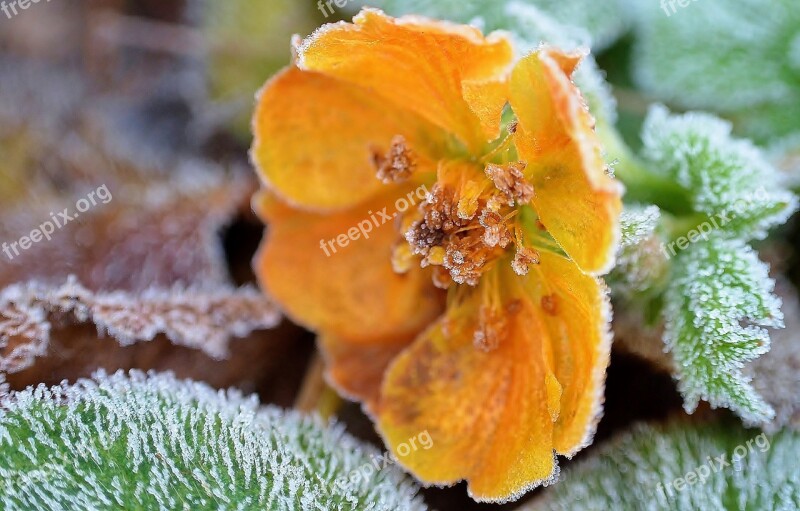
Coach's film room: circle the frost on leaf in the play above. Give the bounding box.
[631,0,800,142]
[641,106,798,242]
[526,421,800,511]
[664,238,782,424]
[0,278,281,373]
[0,370,427,511]
[610,205,666,297]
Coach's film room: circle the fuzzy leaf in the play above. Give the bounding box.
[630,0,800,142]
[0,370,427,511]
[525,421,800,511]
[619,205,661,249]
[641,106,798,241]
[664,237,783,424]
[609,205,667,297]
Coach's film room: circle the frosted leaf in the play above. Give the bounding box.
[0,277,281,373]
[664,238,783,425]
[358,0,629,51]
[0,370,427,511]
[609,205,667,298]
[619,205,661,249]
[641,106,798,242]
[523,421,800,511]
[630,0,800,142]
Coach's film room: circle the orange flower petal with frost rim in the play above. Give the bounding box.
[253,190,444,342]
[510,48,623,275]
[252,66,447,211]
[525,250,612,455]
[319,332,417,412]
[375,276,554,502]
[298,8,515,152]
[376,254,612,502]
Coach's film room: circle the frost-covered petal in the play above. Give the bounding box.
[376,291,557,503]
[376,254,611,502]
[525,251,612,455]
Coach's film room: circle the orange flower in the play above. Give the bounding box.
[251,9,622,503]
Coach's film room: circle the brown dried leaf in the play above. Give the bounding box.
[0,173,254,291]
[0,277,281,373]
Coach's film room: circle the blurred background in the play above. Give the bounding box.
[1,1,796,508]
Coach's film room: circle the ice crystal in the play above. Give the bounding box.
[631,0,800,142]
[524,421,800,511]
[619,205,661,249]
[0,370,427,511]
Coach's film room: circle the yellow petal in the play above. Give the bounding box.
[510,47,622,274]
[525,250,612,456]
[254,190,444,342]
[298,8,514,151]
[376,282,557,502]
[252,66,445,211]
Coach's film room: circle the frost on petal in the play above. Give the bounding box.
[0,370,427,511]
[0,278,281,374]
[663,238,782,424]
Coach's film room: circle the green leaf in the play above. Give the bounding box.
[0,371,427,511]
[641,106,798,241]
[630,0,800,142]
[523,421,800,511]
[664,238,783,424]
[610,205,668,297]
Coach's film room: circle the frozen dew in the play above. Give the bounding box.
[0,370,427,511]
